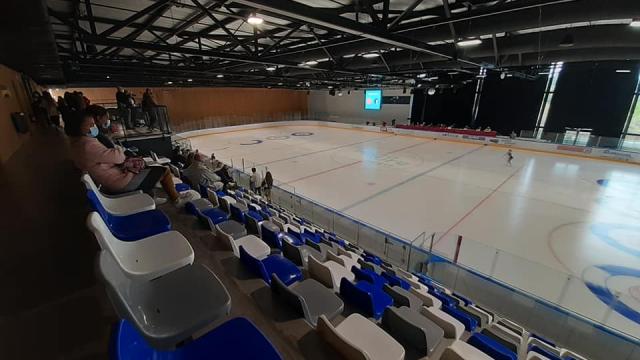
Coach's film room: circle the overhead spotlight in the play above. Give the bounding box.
[327,85,333,89]
[166,81,173,85]
[427,87,436,95]
[417,84,423,88]
[559,33,574,47]
[427,76,439,81]
[217,74,224,78]
[362,52,380,58]
[616,69,632,73]
[187,78,193,82]
[500,72,507,80]
[304,60,318,66]
[277,82,283,85]
[417,73,427,78]
[457,38,482,47]
[106,75,110,79]
[247,14,264,25]
[338,91,343,96]
[266,66,277,71]
[630,18,640,27]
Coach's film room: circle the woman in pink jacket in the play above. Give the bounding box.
[69,112,197,206]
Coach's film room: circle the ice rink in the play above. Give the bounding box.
[185,125,640,336]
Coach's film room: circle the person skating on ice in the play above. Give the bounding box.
[505,149,514,167]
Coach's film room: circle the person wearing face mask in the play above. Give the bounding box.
[85,105,114,148]
[69,112,199,206]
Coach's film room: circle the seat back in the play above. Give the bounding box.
[383,284,411,308]
[261,223,282,249]
[325,251,345,267]
[197,208,216,232]
[198,184,209,198]
[352,266,377,284]
[168,163,181,178]
[442,305,477,332]
[206,188,220,207]
[245,214,261,236]
[230,203,245,223]
[339,278,375,318]
[86,190,114,225]
[239,246,270,284]
[306,239,322,252]
[270,274,305,317]
[217,224,239,257]
[282,240,304,266]
[381,307,428,351]
[382,272,411,290]
[467,333,517,360]
[308,256,335,289]
[316,315,369,360]
[87,211,116,250]
[271,217,286,231]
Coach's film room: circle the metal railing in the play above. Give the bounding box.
[519,129,640,153]
[223,157,640,360]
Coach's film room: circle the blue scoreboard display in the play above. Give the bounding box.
[364,89,382,110]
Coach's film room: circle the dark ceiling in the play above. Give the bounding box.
[8,0,640,88]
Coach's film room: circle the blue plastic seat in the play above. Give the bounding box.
[110,317,283,360]
[230,203,246,223]
[453,292,473,306]
[175,183,191,192]
[281,233,304,246]
[352,266,388,288]
[339,278,393,320]
[467,333,517,360]
[363,254,382,266]
[239,246,302,286]
[199,207,229,226]
[198,184,209,198]
[261,223,282,248]
[442,305,477,331]
[382,272,411,290]
[87,190,171,241]
[428,289,458,308]
[247,210,263,223]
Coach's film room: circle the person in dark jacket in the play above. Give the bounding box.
[142,88,158,131]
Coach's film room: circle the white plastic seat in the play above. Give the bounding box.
[487,323,523,348]
[308,256,354,292]
[409,286,443,309]
[441,340,493,360]
[222,232,270,259]
[81,174,155,216]
[466,304,493,326]
[87,212,194,281]
[527,351,552,360]
[219,196,236,213]
[560,349,588,360]
[420,306,465,340]
[317,313,405,360]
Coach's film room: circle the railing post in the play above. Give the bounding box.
[242,158,245,173]
[453,235,463,263]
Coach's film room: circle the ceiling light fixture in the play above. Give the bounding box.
[106,75,110,79]
[559,33,574,47]
[616,69,631,73]
[417,73,427,78]
[457,38,482,47]
[247,14,264,25]
[427,88,437,95]
[362,52,380,58]
[216,74,224,78]
[166,81,173,85]
[278,82,283,85]
[630,18,640,27]
[187,78,193,82]
[266,66,277,71]
[305,60,318,66]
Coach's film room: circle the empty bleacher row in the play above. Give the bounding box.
[81,165,590,360]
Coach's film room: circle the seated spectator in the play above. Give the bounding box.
[209,153,223,171]
[68,112,197,206]
[182,152,222,188]
[85,105,114,148]
[171,146,188,167]
[484,126,492,132]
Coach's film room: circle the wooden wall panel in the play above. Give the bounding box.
[49,87,308,131]
[0,65,34,163]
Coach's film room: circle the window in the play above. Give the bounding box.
[534,62,563,139]
[621,73,640,151]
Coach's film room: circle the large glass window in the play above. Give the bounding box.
[534,62,563,139]
[621,73,640,151]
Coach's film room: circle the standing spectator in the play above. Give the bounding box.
[116,87,132,129]
[142,88,158,131]
[262,171,273,202]
[42,91,60,127]
[31,91,47,124]
[250,167,262,195]
[57,96,69,124]
[391,119,396,127]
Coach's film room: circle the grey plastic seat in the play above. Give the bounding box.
[409,286,443,309]
[441,340,493,360]
[216,219,247,239]
[97,250,231,350]
[271,274,344,326]
[245,213,262,236]
[384,284,423,311]
[358,258,383,274]
[282,239,324,267]
[219,196,236,213]
[381,306,444,357]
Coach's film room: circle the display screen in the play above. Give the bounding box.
[364,89,382,110]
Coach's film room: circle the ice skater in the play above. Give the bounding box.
[505,149,514,167]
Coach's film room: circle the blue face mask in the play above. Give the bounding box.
[88,125,99,137]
